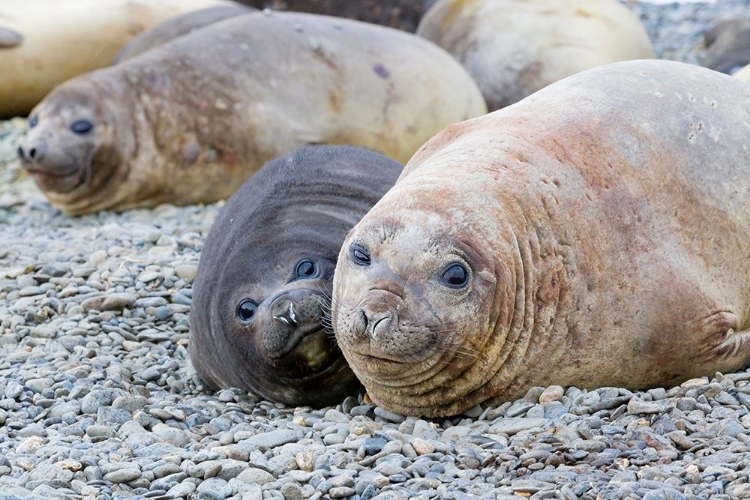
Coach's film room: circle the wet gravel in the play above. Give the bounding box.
[3,1,750,499]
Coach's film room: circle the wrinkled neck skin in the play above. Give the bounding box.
[337,144,575,417]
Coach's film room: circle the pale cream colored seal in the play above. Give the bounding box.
[0,0,233,118]
[733,63,750,83]
[333,60,750,417]
[417,0,653,111]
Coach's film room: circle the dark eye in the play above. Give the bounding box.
[28,115,38,128]
[70,119,93,135]
[350,244,370,266]
[441,263,469,288]
[236,299,257,323]
[294,259,318,278]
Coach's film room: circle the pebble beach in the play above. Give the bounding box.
[3,1,750,499]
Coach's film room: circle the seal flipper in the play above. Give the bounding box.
[697,311,750,366]
[0,27,22,48]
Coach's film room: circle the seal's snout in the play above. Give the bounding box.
[272,297,298,327]
[17,141,46,164]
[354,304,397,341]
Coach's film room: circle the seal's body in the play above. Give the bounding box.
[17,11,486,215]
[734,64,750,83]
[190,146,402,406]
[114,5,256,63]
[704,18,750,75]
[240,0,434,32]
[332,60,750,417]
[416,0,652,111]
[0,0,231,118]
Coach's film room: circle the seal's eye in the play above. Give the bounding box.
[441,263,469,288]
[236,299,257,323]
[294,259,318,278]
[28,115,38,129]
[70,119,93,135]
[350,244,370,266]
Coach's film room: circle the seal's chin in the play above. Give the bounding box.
[26,167,87,194]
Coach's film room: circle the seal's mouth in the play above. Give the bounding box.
[24,166,80,178]
[350,350,409,365]
[267,323,328,361]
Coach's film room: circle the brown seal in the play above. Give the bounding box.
[16,11,486,215]
[416,0,653,111]
[114,5,256,63]
[704,18,750,74]
[238,0,436,32]
[0,0,232,118]
[189,146,402,406]
[332,59,750,417]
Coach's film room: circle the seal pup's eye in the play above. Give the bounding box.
[236,299,257,323]
[70,119,94,135]
[350,244,371,266]
[294,259,319,278]
[441,263,469,288]
[28,115,38,128]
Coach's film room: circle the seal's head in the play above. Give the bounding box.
[332,164,525,417]
[189,146,402,406]
[17,75,135,214]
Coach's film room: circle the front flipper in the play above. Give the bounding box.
[0,27,22,48]
[698,311,750,368]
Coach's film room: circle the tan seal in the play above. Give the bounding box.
[0,0,232,118]
[17,11,486,215]
[704,18,750,75]
[114,5,256,63]
[332,60,750,417]
[416,0,653,111]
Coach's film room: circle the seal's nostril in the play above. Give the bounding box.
[17,146,24,160]
[28,147,36,160]
[360,310,369,330]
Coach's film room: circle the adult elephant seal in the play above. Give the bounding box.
[16,11,486,216]
[416,0,652,111]
[114,4,256,63]
[0,0,232,118]
[332,60,750,418]
[704,18,750,74]
[190,146,402,406]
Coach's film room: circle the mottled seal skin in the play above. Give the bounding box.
[17,11,486,216]
[189,146,402,406]
[332,60,750,418]
[704,18,750,74]
[416,0,653,111]
[239,0,437,32]
[0,0,231,118]
[114,5,256,63]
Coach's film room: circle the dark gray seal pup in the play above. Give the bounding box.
[113,4,256,63]
[189,145,402,407]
